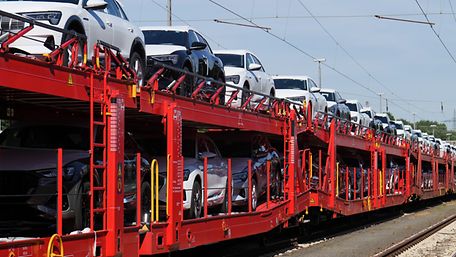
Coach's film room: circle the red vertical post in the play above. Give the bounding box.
[136,153,141,226]
[248,159,252,213]
[106,96,126,256]
[228,159,232,215]
[319,150,322,190]
[328,119,336,209]
[353,167,357,200]
[57,148,63,235]
[382,150,386,205]
[165,104,183,247]
[204,157,208,218]
[267,160,271,208]
[345,166,349,201]
[372,151,378,209]
[446,162,449,191]
[285,110,298,215]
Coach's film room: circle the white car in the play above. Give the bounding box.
[346,100,370,127]
[0,0,145,82]
[214,50,275,104]
[404,125,412,140]
[392,120,405,138]
[272,75,327,119]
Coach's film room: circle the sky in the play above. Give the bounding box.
[121,0,456,129]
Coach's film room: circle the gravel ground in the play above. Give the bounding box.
[270,200,456,257]
[398,220,456,257]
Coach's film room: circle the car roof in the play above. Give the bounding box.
[213,49,252,56]
[320,88,336,93]
[375,113,388,117]
[140,26,193,33]
[272,75,312,80]
[346,99,360,104]
[393,120,404,124]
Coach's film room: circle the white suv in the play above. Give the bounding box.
[272,75,327,119]
[214,50,275,105]
[0,0,145,82]
[346,100,370,127]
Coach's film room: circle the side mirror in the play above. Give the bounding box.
[310,87,320,93]
[84,0,108,10]
[248,63,262,71]
[337,99,347,104]
[190,41,207,51]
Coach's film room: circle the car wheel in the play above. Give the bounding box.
[189,180,202,219]
[251,178,258,211]
[129,51,145,87]
[181,66,194,97]
[141,181,151,224]
[217,76,226,105]
[241,83,250,108]
[74,181,90,231]
[62,29,84,67]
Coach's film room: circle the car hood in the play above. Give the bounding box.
[223,66,246,76]
[275,89,307,99]
[230,158,251,174]
[0,147,88,171]
[0,2,77,14]
[145,44,186,56]
[327,101,336,108]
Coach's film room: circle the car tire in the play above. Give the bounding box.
[217,76,226,105]
[189,180,202,219]
[241,83,250,108]
[180,66,194,97]
[62,29,84,67]
[141,181,151,224]
[129,51,145,87]
[74,180,90,231]
[248,178,258,212]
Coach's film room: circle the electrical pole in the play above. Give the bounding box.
[313,58,325,88]
[167,0,172,26]
[378,93,384,113]
[413,112,416,129]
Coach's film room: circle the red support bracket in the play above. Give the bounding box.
[0,25,33,53]
[170,74,186,94]
[226,90,240,107]
[144,67,166,90]
[210,85,225,104]
[191,80,207,99]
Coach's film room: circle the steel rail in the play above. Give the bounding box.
[374,213,456,257]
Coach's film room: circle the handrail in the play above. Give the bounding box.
[150,159,159,223]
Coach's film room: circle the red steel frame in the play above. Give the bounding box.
[0,26,455,257]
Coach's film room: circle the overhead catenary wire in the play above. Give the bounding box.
[414,0,456,64]
[295,0,429,117]
[208,0,426,120]
[145,0,227,49]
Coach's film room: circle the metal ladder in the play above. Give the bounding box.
[89,71,109,231]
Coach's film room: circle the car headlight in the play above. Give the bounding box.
[287,96,305,103]
[20,11,62,25]
[36,161,86,179]
[184,168,191,181]
[226,75,240,84]
[151,54,179,65]
[352,116,358,122]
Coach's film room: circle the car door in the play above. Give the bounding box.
[110,0,136,58]
[197,136,226,198]
[251,54,270,94]
[82,0,113,51]
[195,32,221,80]
[246,53,263,94]
[190,31,209,77]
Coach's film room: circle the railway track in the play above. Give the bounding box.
[373,213,456,257]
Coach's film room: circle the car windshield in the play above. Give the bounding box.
[394,123,404,129]
[375,116,388,123]
[215,54,244,68]
[361,111,372,118]
[0,0,79,3]
[413,132,422,137]
[321,92,335,102]
[143,30,187,47]
[346,103,357,112]
[0,125,89,150]
[273,79,307,90]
